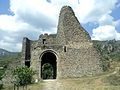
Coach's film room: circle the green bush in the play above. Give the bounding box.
[12,66,35,86]
[42,63,53,79]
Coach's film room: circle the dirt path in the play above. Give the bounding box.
[41,79,60,90]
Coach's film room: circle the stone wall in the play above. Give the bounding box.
[22,6,102,80]
[58,44,102,78]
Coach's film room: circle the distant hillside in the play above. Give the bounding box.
[0,48,18,56]
[0,49,21,81]
[93,40,120,61]
[0,48,21,67]
[93,40,120,71]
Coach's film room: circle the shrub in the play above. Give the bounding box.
[42,63,53,79]
[12,66,35,86]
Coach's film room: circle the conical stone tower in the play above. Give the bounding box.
[57,6,91,45]
[22,6,102,80]
[56,6,102,78]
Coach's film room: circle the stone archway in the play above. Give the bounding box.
[41,51,57,79]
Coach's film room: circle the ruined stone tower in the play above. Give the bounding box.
[22,6,102,80]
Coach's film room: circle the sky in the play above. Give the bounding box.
[0,0,120,52]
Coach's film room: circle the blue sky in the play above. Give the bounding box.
[0,0,120,52]
[0,0,12,15]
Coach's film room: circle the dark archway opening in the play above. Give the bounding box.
[41,51,57,79]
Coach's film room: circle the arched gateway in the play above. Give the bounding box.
[22,6,102,81]
[40,51,57,79]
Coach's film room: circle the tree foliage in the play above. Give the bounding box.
[12,66,35,86]
[42,63,53,79]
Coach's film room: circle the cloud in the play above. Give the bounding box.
[91,14,120,41]
[75,0,117,23]
[0,15,17,32]
[0,0,119,51]
[0,0,78,52]
[0,39,22,52]
[88,0,120,41]
[0,0,58,52]
[10,0,58,29]
[92,25,120,40]
[98,14,114,25]
[91,12,120,41]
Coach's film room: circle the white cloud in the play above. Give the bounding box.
[0,15,17,32]
[0,40,22,52]
[91,13,120,41]
[0,0,119,51]
[10,0,58,29]
[74,0,117,23]
[88,0,120,41]
[75,0,95,23]
[91,9,120,41]
[92,25,120,40]
[98,14,114,25]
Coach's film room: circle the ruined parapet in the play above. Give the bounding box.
[39,33,57,45]
[22,37,31,67]
[57,6,91,45]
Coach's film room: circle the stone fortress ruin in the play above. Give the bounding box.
[22,6,102,80]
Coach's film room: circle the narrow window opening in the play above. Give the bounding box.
[64,46,67,52]
[43,39,46,44]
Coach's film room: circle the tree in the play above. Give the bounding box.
[12,66,35,86]
[42,63,53,79]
